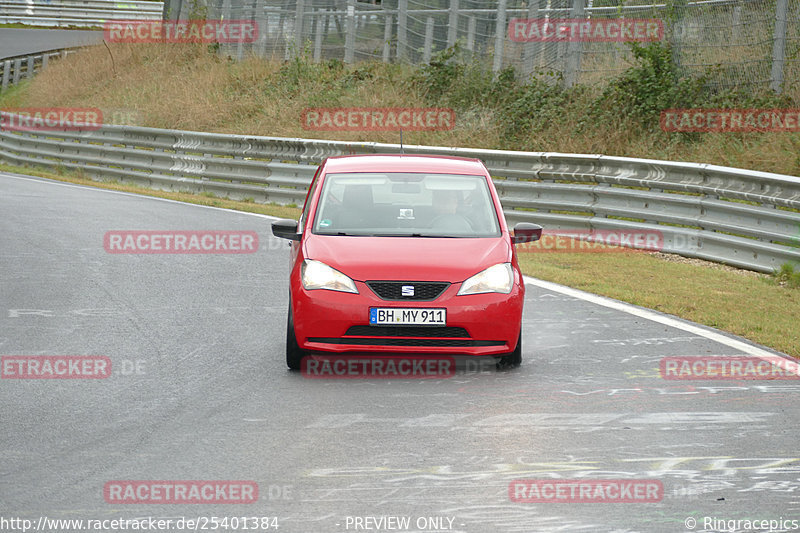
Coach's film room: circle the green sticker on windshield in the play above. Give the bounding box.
[320,219,332,228]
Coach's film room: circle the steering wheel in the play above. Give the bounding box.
[429,213,474,233]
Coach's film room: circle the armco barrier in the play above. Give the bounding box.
[0,111,798,273]
[1,50,78,92]
[0,0,163,28]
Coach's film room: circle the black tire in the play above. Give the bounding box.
[286,306,305,371]
[496,329,522,369]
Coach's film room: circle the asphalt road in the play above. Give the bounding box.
[0,29,102,59]
[2,171,799,533]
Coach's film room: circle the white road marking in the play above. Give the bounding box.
[523,275,799,374]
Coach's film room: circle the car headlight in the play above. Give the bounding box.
[457,263,514,295]
[301,259,358,293]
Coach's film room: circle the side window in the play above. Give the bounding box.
[298,167,322,234]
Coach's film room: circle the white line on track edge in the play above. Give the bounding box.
[523,275,799,374]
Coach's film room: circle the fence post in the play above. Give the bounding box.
[731,0,742,40]
[564,0,585,87]
[492,0,507,73]
[770,0,788,93]
[423,17,434,63]
[522,0,540,77]
[344,0,355,63]
[383,13,393,63]
[235,0,248,61]
[291,0,306,59]
[26,56,34,79]
[447,0,459,48]
[466,16,476,52]
[397,0,408,60]
[670,0,688,74]
[1,60,9,91]
[255,0,267,57]
[314,8,324,62]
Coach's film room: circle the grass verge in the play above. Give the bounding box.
[4,161,798,358]
[3,41,799,176]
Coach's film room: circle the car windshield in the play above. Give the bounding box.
[312,172,501,237]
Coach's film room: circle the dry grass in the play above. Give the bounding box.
[7,42,799,176]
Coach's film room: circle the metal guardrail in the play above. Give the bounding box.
[0,113,798,273]
[1,49,77,92]
[0,0,163,27]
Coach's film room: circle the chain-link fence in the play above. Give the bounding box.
[162,0,799,93]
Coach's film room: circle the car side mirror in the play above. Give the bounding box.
[272,219,301,241]
[511,223,543,244]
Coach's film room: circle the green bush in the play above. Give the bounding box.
[775,263,800,288]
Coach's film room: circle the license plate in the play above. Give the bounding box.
[369,307,446,326]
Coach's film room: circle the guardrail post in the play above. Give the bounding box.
[447,0,459,48]
[397,0,408,61]
[382,13,393,63]
[770,0,788,93]
[13,59,21,85]
[492,0,507,73]
[344,0,355,64]
[42,53,49,71]
[564,0,585,88]
[2,60,10,91]
[26,56,34,79]
[423,17,434,63]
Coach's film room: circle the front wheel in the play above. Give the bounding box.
[496,329,522,369]
[286,306,305,370]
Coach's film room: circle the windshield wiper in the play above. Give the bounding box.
[316,231,369,236]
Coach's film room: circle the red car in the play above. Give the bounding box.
[272,155,542,370]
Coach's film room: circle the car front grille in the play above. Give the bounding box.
[344,326,470,338]
[307,337,505,347]
[366,281,450,301]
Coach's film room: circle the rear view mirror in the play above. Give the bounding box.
[272,219,301,241]
[511,223,543,244]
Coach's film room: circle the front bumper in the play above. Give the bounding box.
[291,280,524,355]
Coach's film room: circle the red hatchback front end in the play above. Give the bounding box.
[272,155,542,370]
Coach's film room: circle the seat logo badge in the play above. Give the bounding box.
[402,285,415,297]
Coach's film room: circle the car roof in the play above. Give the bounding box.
[322,154,487,175]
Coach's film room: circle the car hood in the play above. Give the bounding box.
[304,234,511,282]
